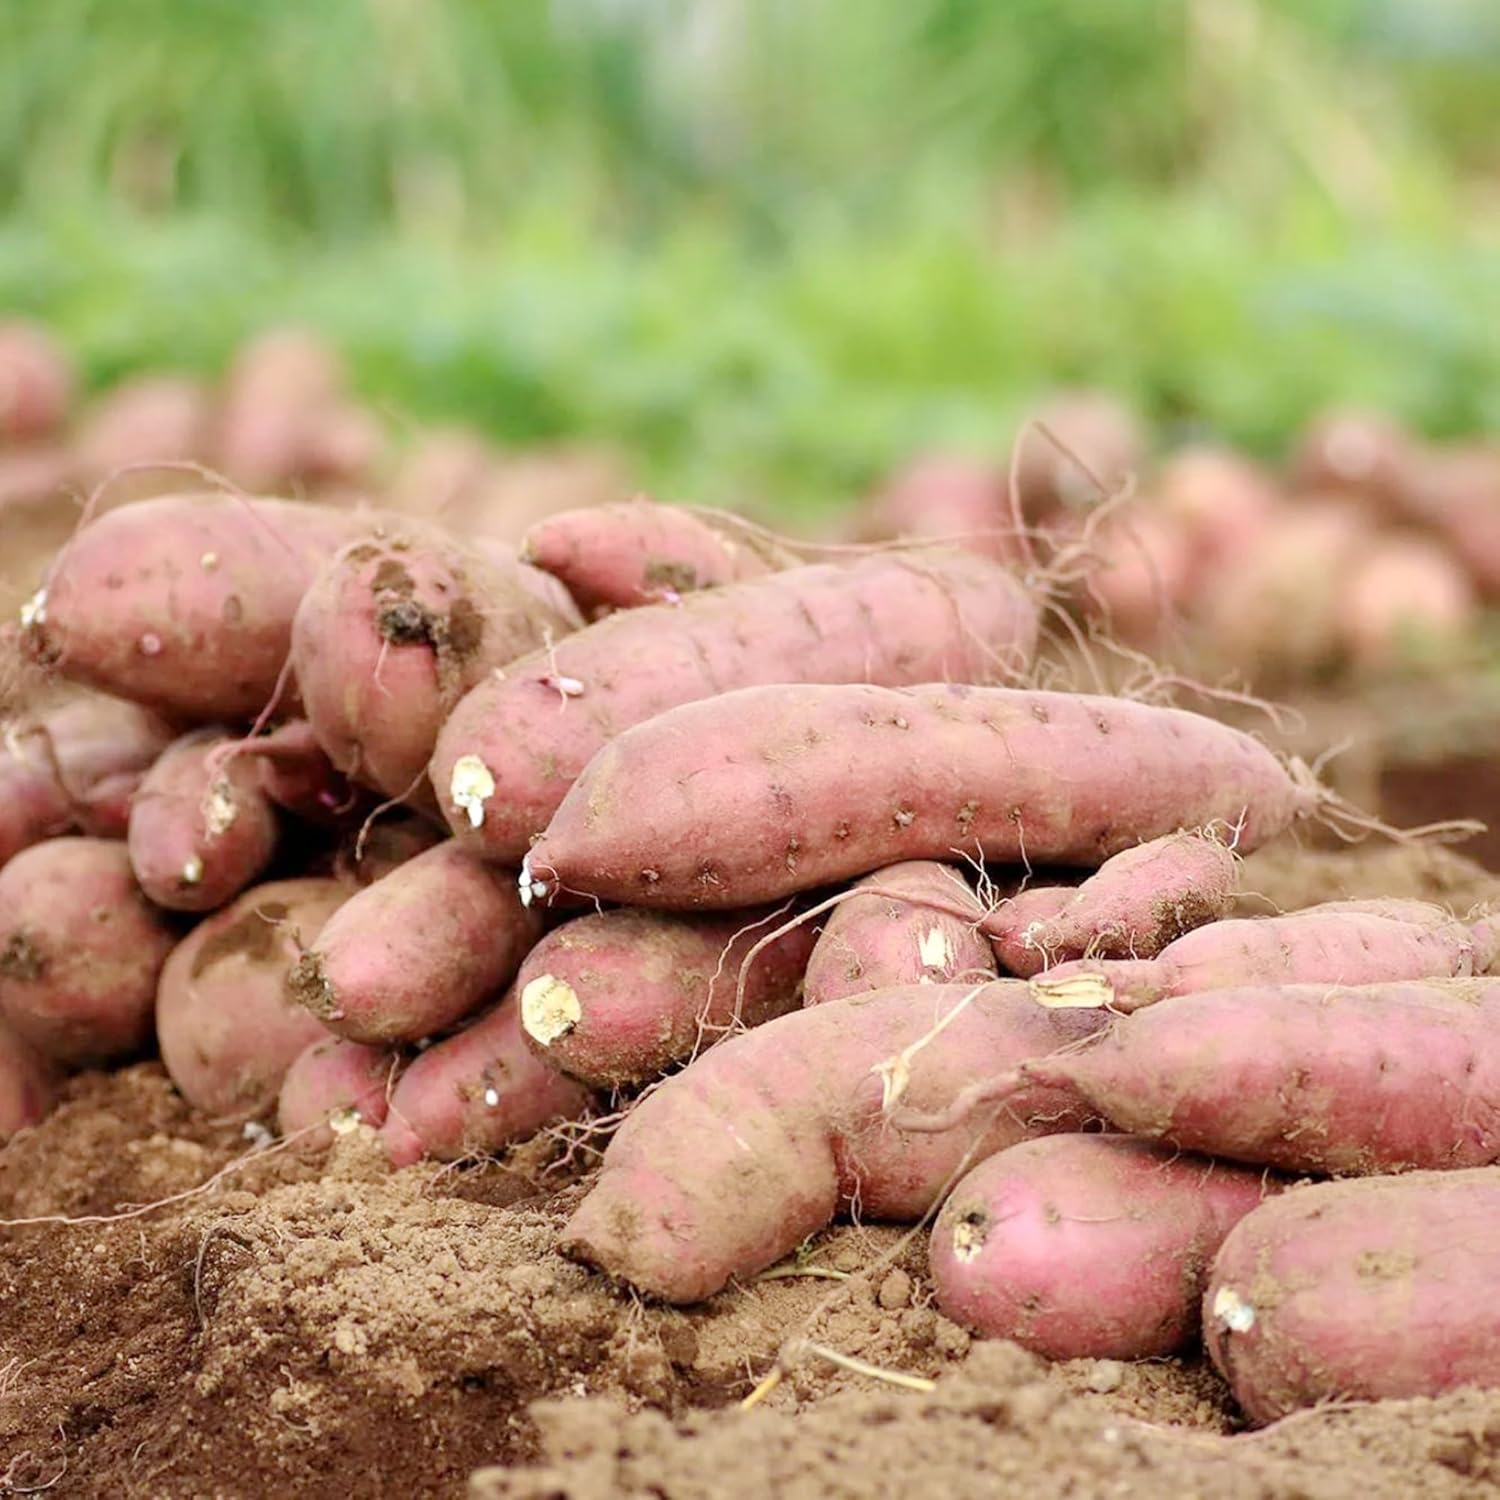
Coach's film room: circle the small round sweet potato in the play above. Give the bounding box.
[1009,390,1145,516]
[0,837,177,1065]
[156,877,347,1116]
[931,1134,1275,1361]
[1334,534,1477,672]
[277,1035,398,1146]
[1289,407,1418,509]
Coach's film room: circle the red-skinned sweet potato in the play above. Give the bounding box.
[990,831,1238,978]
[277,1035,398,1146]
[1205,1170,1500,1423]
[292,521,580,802]
[1030,898,1476,1011]
[561,981,1108,1303]
[0,837,177,1064]
[1401,443,1500,597]
[127,729,280,912]
[1077,508,1193,645]
[74,375,212,495]
[286,841,543,1044]
[1289,408,1418,509]
[0,1016,60,1142]
[803,861,996,1006]
[381,988,593,1166]
[0,321,73,441]
[931,1134,1276,1360]
[517,906,815,1088]
[1334,534,1477,672]
[524,684,1314,911]
[1009,391,1145,516]
[21,493,362,721]
[1151,446,1281,591]
[155,877,346,1115]
[857,456,1023,565]
[434,548,1041,864]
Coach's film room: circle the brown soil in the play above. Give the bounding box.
[2,838,1498,1500]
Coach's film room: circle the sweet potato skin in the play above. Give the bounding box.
[286,841,543,1044]
[380,988,593,1166]
[277,1036,398,1146]
[526,684,1312,911]
[0,837,178,1065]
[803,861,995,1005]
[0,754,70,870]
[517,906,815,1088]
[1205,1170,1500,1423]
[561,981,1108,1303]
[1021,978,1500,1175]
[1034,899,1477,1009]
[932,1135,1275,1360]
[432,548,1041,863]
[292,523,580,802]
[992,832,1237,978]
[21,494,360,720]
[0,1017,59,1142]
[127,730,280,912]
[155,877,346,1115]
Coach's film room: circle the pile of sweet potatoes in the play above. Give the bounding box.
[6,343,1500,1438]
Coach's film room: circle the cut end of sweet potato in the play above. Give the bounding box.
[520,973,581,1047]
[1210,1284,1257,1334]
[286,950,342,1022]
[1028,971,1113,1010]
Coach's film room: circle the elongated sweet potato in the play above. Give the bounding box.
[517,906,815,1088]
[1030,898,1476,1011]
[0,1017,59,1142]
[434,548,1040,864]
[286,841,542,1044]
[1205,1170,1500,1423]
[156,877,346,1115]
[381,988,593,1166]
[524,684,1314,911]
[931,1134,1276,1360]
[803,861,995,1005]
[21,494,361,720]
[0,837,177,1064]
[990,832,1239,978]
[293,521,581,802]
[561,981,1108,1302]
[519,498,795,614]
[127,729,280,912]
[277,1036,398,1146]
[1011,979,1500,1175]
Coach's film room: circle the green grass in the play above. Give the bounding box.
[2,0,1499,515]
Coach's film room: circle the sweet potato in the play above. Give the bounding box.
[1009,390,1146,516]
[561,981,1108,1303]
[74,375,212,493]
[292,521,579,802]
[1030,898,1477,1010]
[1013,978,1500,1175]
[127,729,280,912]
[277,1035,398,1145]
[386,428,500,519]
[241,719,364,827]
[1289,407,1418,509]
[857,456,1022,564]
[990,832,1239,978]
[1334,534,1477,672]
[931,1134,1276,1360]
[0,749,69,870]
[0,321,73,441]
[156,877,346,1115]
[1077,509,1193,644]
[1205,1170,1500,1423]
[1151,446,1281,589]
[803,861,995,1006]
[434,547,1040,864]
[21,493,362,720]
[381,988,593,1166]
[1401,443,1500,597]
[519,498,795,614]
[286,841,543,1044]
[517,907,815,1088]
[0,837,177,1065]
[0,1017,59,1143]
[524,683,1314,911]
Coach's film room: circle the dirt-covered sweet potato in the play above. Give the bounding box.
[21,493,362,721]
[524,684,1315,911]
[517,907,815,1088]
[803,861,995,1006]
[292,521,580,802]
[0,837,177,1065]
[381,988,593,1166]
[155,877,346,1116]
[931,1134,1276,1360]
[990,831,1238,978]
[127,729,280,912]
[286,841,543,1044]
[277,1035,398,1146]
[1205,1170,1500,1423]
[0,1016,59,1143]
[434,547,1041,864]
[561,981,1108,1302]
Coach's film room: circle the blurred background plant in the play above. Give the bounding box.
[1,0,1497,516]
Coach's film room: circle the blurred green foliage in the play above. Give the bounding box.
[1,0,1498,513]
